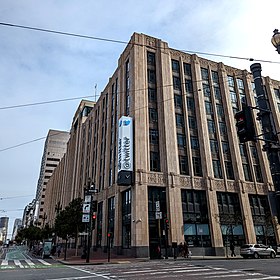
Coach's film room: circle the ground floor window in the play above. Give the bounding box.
[184,223,211,247]
[182,189,211,247]
[122,189,131,248]
[221,224,245,246]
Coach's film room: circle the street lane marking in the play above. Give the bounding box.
[65,265,112,279]
[38,259,52,266]
[14,260,24,268]
[25,259,35,266]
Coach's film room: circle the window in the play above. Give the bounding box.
[243,164,252,181]
[254,165,263,183]
[207,120,216,134]
[150,152,161,172]
[147,52,156,66]
[211,71,219,83]
[173,76,181,90]
[274,88,280,101]
[203,84,211,97]
[184,63,192,76]
[225,161,234,180]
[186,97,195,112]
[216,104,224,118]
[149,129,159,145]
[185,79,193,93]
[193,157,203,177]
[182,190,211,247]
[122,190,131,248]
[177,134,186,148]
[174,94,183,108]
[201,68,209,80]
[176,114,184,127]
[205,101,213,115]
[222,142,230,155]
[213,160,222,178]
[210,140,219,154]
[219,122,227,136]
[172,60,180,73]
[149,108,158,122]
[179,156,189,175]
[214,86,221,100]
[188,116,197,130]
[148,88,157,102]
[190,136,199,150]
[227,76,234,87]
[148,69,156,84]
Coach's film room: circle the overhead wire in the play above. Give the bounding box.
[1,21,280,64]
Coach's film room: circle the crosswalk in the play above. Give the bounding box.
[77,263,280,280]
[0,259,54,270]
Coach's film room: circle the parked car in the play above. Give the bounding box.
[240,244,276,259]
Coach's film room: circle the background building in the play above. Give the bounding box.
[30,129,69,227]
[43,33,280,258]
[11,218,22,241]
[0,217,9,243]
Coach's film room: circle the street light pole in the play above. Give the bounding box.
[250,63,280,221]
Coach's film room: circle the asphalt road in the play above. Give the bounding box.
[1,246,280,280]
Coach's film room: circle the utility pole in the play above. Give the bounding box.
[250,63,280,222]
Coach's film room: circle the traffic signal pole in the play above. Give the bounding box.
[250,63,280,222]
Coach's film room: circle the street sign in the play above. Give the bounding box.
[78,232,89,236]
[155,201,160,212]
[89,189,98,194]
[155,211,162,219]
[84,195,92,203]
[83,203,91,213]
[82,214,90,223]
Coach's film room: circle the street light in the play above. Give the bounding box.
[271,29,280,54]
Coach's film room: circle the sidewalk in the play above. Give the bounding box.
[53,251,245,266]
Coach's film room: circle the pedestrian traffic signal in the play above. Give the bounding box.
[235,107,256,143]
[92,214,97,230]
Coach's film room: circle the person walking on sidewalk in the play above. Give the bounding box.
[230,241,236,257]
[183,242,189,258]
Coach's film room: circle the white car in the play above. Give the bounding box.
[240,244,276,259]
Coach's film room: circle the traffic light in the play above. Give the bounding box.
[164,219,170,230]
[92,214,97,230]
[234,107,256,143]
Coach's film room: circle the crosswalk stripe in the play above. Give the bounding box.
[14,260,24,268]
[38,259,51,266]
[1,260,8,266]
[25,260,35,266]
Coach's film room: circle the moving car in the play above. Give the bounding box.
[240,244,276,259]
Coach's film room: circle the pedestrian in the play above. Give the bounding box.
[57,245,61,258]
[230,241,236,257]
[183,242,189,258]
[178,242,183,257]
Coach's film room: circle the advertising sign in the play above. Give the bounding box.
[117,116,133,172]
[117,116,134,186]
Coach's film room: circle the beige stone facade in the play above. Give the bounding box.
[43,33,280,257]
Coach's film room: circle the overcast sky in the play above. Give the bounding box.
[1,0,280,238]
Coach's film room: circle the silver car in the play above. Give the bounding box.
[240,244,276,259]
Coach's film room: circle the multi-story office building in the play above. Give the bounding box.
[43,33,280,258]
[11,218,22,241]
[33,129,69,227]
[0,217,9,243]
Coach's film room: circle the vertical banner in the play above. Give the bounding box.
[117,116,134,185]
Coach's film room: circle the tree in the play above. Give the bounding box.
[54,198,84,260]
[15,225,43,248]
[215,212,243,258]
